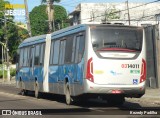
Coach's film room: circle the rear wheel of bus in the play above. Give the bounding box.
[65,82,73,105]
[35,81,40,98]
[19,80,28,96]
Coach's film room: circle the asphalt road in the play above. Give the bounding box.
[0,84,159,117]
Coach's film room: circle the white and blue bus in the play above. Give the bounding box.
[16,24,146,105]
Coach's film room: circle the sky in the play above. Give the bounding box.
[6,0,154,23]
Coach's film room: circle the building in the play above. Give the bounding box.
[69,3,160,26]
[69,3,160,88]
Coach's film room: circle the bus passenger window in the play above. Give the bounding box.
[30,48,33,67]
[71,38,76,63]
[53,40,60,65]
[23,48,29,67]
[65,36,74,63]
[50,42,54,65]
[34,45,40,66]
[40,43,45,65]
[19,48,24,67]
[75,35,85,63]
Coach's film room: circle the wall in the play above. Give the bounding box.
[70,3,160,26]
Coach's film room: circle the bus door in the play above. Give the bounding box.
[29,47,35,90]
[58,39,66,93]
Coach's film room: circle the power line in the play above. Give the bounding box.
[60,0,85,4]
[126,6,160,21]
[78,0,160,22]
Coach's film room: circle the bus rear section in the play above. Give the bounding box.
[84,25,146,104]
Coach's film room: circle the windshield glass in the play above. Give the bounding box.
[91,26,143,52]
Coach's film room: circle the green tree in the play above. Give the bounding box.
[30,5,68,36]
[0,0,29,63]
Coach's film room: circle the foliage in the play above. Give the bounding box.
[101,6,120,23]
[0,69,16,78]
[30,5,69,36]
[0,0,29,63]
[0,70,7,78]
[10,68,16,77]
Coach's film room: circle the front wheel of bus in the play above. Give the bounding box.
[65,83,73,105]
[19,81,27,96]
[35,81,40,98]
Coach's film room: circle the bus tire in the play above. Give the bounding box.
[65,83,73,105]
[35,81,40,98]
[21,89,28,96]
[19,81,27,95]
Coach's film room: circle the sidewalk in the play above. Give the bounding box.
[126,88,160,106]
[0,77,16,85]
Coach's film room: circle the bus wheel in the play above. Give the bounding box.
[35,81,40,98]
[19,81,27,95]
[65,83,73,105]
[21,89,28,96]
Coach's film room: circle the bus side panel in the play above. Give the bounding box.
[49,65,59,94]
[17,67,30,90]
[62,64,75,95]
[33,66,44,92]
[49,62,85,96]
[72,59,85,96]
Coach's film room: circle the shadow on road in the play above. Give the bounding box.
[23,91,147,109]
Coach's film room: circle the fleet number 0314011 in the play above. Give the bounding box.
[121,64,140,68]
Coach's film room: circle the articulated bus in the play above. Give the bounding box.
[16,24,146,105]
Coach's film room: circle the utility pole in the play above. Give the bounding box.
[126,0,131,25]
[24,0,32,37]
[2,45,4,82]
[47,0,52,33]
[0,42,5,82]
[4,16,10,82]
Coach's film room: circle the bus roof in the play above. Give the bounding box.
[19,34,47,48]
[18,24,142,48]
[18,24,87,48]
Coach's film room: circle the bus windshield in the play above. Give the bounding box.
[91,26,143,52]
